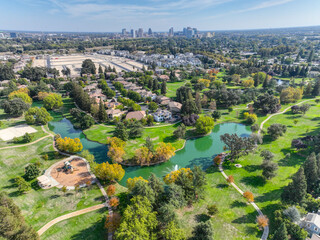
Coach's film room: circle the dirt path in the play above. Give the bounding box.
[37,203,107,236]
[218,158,269,240]
[258,98,316,134]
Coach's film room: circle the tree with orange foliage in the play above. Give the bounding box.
[213,155,222,165]
[105,212,121,233]
[256,215,269,229]
[227,175,234,184]
[107,185,116,197]
[109,197,119,208]
[243,191,254,202]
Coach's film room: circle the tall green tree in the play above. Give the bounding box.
[113,122,128,141]
[115,196,158,240]
[192,221,214,240]
[304,152,318,193]
[98,99,107,122]
[272,222,288,240]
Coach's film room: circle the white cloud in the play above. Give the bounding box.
[236,0,294,13]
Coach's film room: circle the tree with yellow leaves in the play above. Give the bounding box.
[9,89,32,104]
[242,78,255,88]
[55,136,83,153]
[127,176,148,191]
[135,146,153,165]
[198,79,211,88]
[107,137,126,163]
[280,87,303,103]
[94,162,125,182]
[154,142,175,163]
[163,168,193,184]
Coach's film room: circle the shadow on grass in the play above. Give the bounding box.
[279,150,304,167]
[70,215,106,240]
[195,213,211,223]
[232,209,257,224]
[240,176,266,187]
[230,200,247,208]
[245,226,260,237]
[216,183,229,189]
[243,164,261,173]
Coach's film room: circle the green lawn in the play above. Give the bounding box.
[166,80,190,98]
[178,166,260,240]
[0,137,105,231]
[40,209,107,240]
[223,99,320,234]
[84,123,186,159]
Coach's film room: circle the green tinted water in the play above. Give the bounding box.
[48,118,251,185]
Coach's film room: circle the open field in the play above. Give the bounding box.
[166,80,190,98]
[0,124,37,141]
[33,54,146,76]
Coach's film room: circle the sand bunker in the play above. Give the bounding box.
[0,124,37,141]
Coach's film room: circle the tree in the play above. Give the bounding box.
[25,107,53,125]
[253,93,281,114]
[242,78,255,88]
[81,59,96,75]
[260,150,274,161]
[243,191,254,202]
[253,72,266,87]
[107,137,125,163]
[195,116,214,135]
[109,197,119,208]
[154,142,175,163]
[181,99,199,115]
[267,124,287,140]
[164,168,193,185]
[243,112,257,124]
[24,164,40,180]
[55,136,83,153]
[299,104,310,115]
[158,203,177,223]
[131,180,155,204]
[161,81,167,95]
[135,146,153,165]
[43,93,63,110]
[127,177,148,191]
[148,173,164,205]
[283,206,300,223]
[220,133,254,161]
[227,175,234,184]
[160,221,186,240]
[167,184,186,208]
[207,204,218,216]
[212,110,221,121]
[113,122,128,141]
[173,124,186,139]
[8,91,32,104]
[145,136,154,152]
[105,212,121,233]
[128,121,143,139]
[148,102,158,112]
[182,114,199,126]
[0,192,39,239]
[192,221,214,240]
[256,215,269,228]
[1,98,29,117]
[304,152,318,193]
[280,87,303,103]
[14,176,30,193]
[107,185,116,197]
[94,162,125,182]
[261,160,278,179]
[98,99,107,122]
[281,167,307,204]
[312,79,320,96]
[272,222,288,240]
[0,63,15,80]
[115,196,158,240]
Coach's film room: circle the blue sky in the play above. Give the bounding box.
[1,0,320,32]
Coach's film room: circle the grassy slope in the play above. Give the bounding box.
[223,100,320,234]
[166,80,190,98]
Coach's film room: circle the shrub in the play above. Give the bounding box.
[213,155,222,165]
[256,215,269,228]
[207,204,219,216]
[24,164,40,180]
[227,175,234,183]
[243,191,254,202]
[109,197,119,208]
[107,185,116,197]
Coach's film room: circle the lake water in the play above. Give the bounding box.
[48,118,251,185]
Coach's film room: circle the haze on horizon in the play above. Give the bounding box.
[1,0,320,32]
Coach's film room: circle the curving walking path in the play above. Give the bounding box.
[218,158,269,240]
[37,203,107,236]
[258,98,317,134]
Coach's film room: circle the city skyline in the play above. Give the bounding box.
[0,0,320,32]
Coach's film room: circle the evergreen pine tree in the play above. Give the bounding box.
[161,81,167,95]
[113,122,128,141]
[262,74,269,89]
[304,152,318,193]
[98,99,107,123]
[272,222,288,240]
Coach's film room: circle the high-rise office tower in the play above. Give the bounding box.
[148,28,153,35]
[131,29,136,38]
[169,27,174,36]
[122,28,127,35]
[138,28,144,37]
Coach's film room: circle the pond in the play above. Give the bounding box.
[48,117,251,185]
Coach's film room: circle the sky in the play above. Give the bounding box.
[0,0,320,32]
